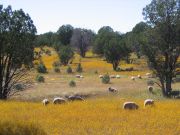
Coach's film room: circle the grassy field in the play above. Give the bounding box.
[0,99,180,135]
[1,47,180,135]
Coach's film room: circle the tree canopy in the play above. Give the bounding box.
[0,5,36,99]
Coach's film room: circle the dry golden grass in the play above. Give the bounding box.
[0,99,180,135]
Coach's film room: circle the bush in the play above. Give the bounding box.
[147,80,154,86]
[52,61,61,67]
[54,67,60,73]
[66,66,72,74]
[14,83,24,91]
[76,63,83,73]
[102,74,110,84]
[58,46,74,66]
[116,67,121,72]
[94,70,98,74]
[37,63,47,73]
[36,75,45,83]
[0,121,47,135]
[69,80,76,87]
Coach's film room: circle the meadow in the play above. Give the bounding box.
[1,47,180,135]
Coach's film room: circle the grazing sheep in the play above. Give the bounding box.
[53,97,66,104]
[123,102,139,110]
[67,95,84,101]
[99,75,103,78]
[110,75,116,78]
[131,76,135,80]
[144,99,154,107]
[75,75,81,78]
[146,73,151,78]
[116,75,120,78]
[42,99,49,106]
[137,75,142,79]
[108,87,118,93]
[80,75,84,78]
[148,86,153,93]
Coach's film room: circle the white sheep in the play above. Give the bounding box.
[42,99,49,106]
[67,95,84,101]
[80,75,84,78]
[131,76,136,80]
[148,86,153,93]
[137,75,142,79]
[144,99,154,107]
[99,75,103,78]
[53,97,66,104]
[75,75,81,78]
[123,102,139,110]
[116,75,120,79]
[108,87,118,93]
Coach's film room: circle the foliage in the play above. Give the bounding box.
[69,80,76,87]
[71,28,94,57]
[142,0,180,96]
[66,66,73,74]
[76,63,83,73]
[58,46,74,66]
[102,74,110,84]
[93,26,115,55]
[37,63,47,73]
[54,67,60,73]
[35,75,45,83]
[35,32,57,47]
[57,24,74,45]
[0,5,36,99]
[104,37,130,70]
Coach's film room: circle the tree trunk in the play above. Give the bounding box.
[165,75,172,97]
[113,61,118,71]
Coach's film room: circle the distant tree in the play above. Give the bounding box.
[142,0,180,97]
[57,24,74,45]
[35,32,57,47]
[93,26,115,55]
[0,5,36,99]
[104,37,129,70]
[58,46,74,66]
[71,28,94,57]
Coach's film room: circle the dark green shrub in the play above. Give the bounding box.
[14,83,24,91]
[76,63,83,73]
[37,63,47,73]
[66,66,72,74]
[36,75,45,83]
[54,67,60,73]
[69,80,76,87]
[147,80,154,86]
[102,74,110,84]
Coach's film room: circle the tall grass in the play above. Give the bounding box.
[0,99,179,135]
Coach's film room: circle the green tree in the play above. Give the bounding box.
[142,0,180,97]
[0,5,36,99]
[58,46,74,66]
[57,24,73,45]
[93,26,115,55]
[104,37,129,70]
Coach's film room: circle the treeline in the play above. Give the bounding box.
[34,23,150,70]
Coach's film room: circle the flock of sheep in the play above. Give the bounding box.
[42,95,84,106]
[42,72,155,110]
